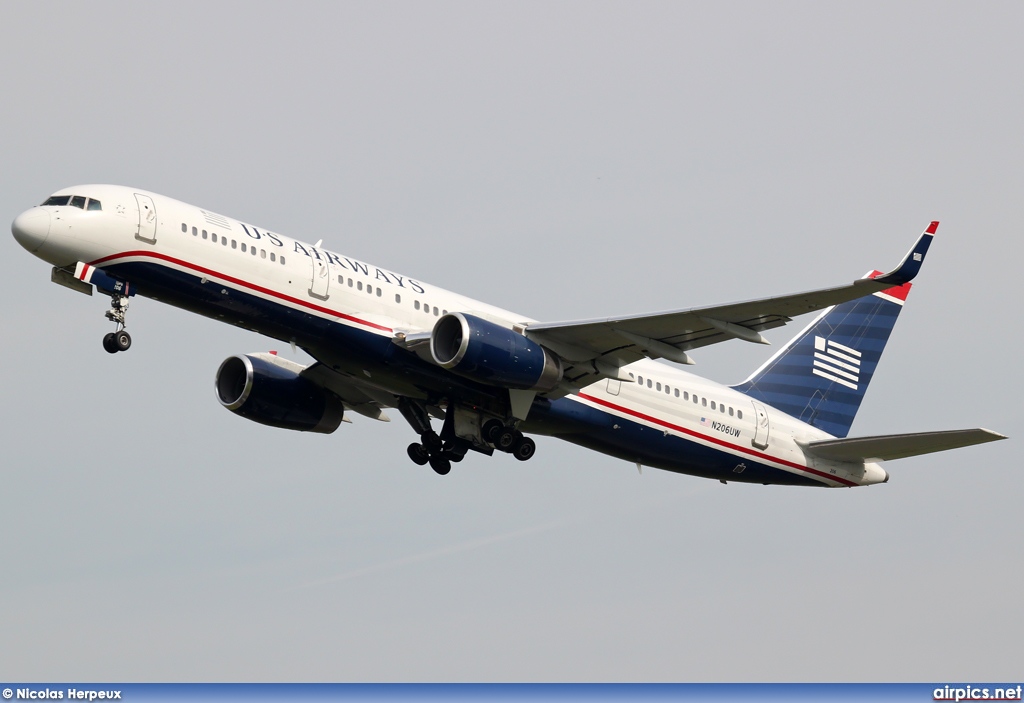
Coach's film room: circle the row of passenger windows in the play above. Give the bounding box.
[335,275,449,316]
[182,223,287,265]
[632,374,743,419]
[42,195,102,210]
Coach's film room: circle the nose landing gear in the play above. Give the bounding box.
[102,293,132,354]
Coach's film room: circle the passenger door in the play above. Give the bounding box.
[309,254,330,301]
[134,193,157,244]
[751,400,771,449]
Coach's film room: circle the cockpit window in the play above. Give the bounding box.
[70,196,86,209]
[86,199,102,211]
[42,195,70,206]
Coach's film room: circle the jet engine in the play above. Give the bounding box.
[215,354,344,433]
[430,312,562,391]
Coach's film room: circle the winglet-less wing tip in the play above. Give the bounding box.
[874,221,938,286]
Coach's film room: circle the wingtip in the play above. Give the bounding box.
[926,221,939,235]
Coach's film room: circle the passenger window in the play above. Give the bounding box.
[338,275,344,284]
[357,282,363,291]
[674,389,679,397]
[433,306,439,316]
[181,223,187,233]
[251,247,256,255]
[395,294,401,303]
[231,240,237,249]
[693,395,698,404]
[86,199,102,211]
[348,278,353,287]
[210,232,215,243]
[376,288,382,297]
[656,382,662,391]
[260,249,266,259]
[702,398,707,407]
[711,401,716,410]
[720,404,726,414]
[280,256,285,265]
[70,196,86,209]
[647,379,652,388]
[222,237,228,246]
[637,376,643,385]
[683,391,689,400]
[728,407,734,416]
[193,226,198,236]
[415,301,420,310]
[241,243,247,253]
[43,195,70,206]
[666,386,671,395]
[202,231,208,240]
[272,252,278,261]
[737,410,743,420]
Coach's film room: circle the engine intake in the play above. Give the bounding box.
[430,313,562,391]
[215,354,344,433]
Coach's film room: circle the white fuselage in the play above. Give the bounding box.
[12,184,888,487]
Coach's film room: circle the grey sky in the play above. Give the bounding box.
[1,1,1020,681]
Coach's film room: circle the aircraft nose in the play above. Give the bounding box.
[12,208,51,253]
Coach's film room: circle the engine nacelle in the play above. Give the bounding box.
[214,354,344,433]
[430,312,562,391]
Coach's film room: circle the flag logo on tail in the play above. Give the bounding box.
[812,336,861,390]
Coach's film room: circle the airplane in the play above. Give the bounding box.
[11,185,1005,486]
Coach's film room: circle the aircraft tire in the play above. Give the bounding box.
[407,443,430,466]
[496,428,520,453]
[115,330,132,352]
[429,455,451,475]
[482,419,504,444]
[512,436,536,462]
[102,333,118,354]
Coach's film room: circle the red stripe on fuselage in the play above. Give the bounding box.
[575,392,857,487]
[89,250,394,333]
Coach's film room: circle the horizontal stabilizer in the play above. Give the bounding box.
[802,428,1007,463]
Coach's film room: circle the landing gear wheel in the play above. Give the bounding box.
[482,419,504,445]
[496,427,520,453]
[407,443,430,466]
[429,455,452,475]
[114,330,132,352]
[102,333,118,354]
[512,436,536,462]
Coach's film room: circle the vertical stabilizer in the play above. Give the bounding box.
[732,275,913,437]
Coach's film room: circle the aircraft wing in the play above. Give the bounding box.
[800,428,1007,463]
[526,223,936,388]
[300,361,396,421]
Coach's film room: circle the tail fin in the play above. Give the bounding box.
[732,222,937,438]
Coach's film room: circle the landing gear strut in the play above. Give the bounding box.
[399,398,466,476]
[102,293,132,354]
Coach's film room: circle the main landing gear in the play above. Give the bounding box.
[101,293,132,354]
[399,398,467,476]
[398,398,537,475]
[482,418,536,462]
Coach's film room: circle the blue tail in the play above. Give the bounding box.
[731,277,912,437]
[731,220,939,437]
